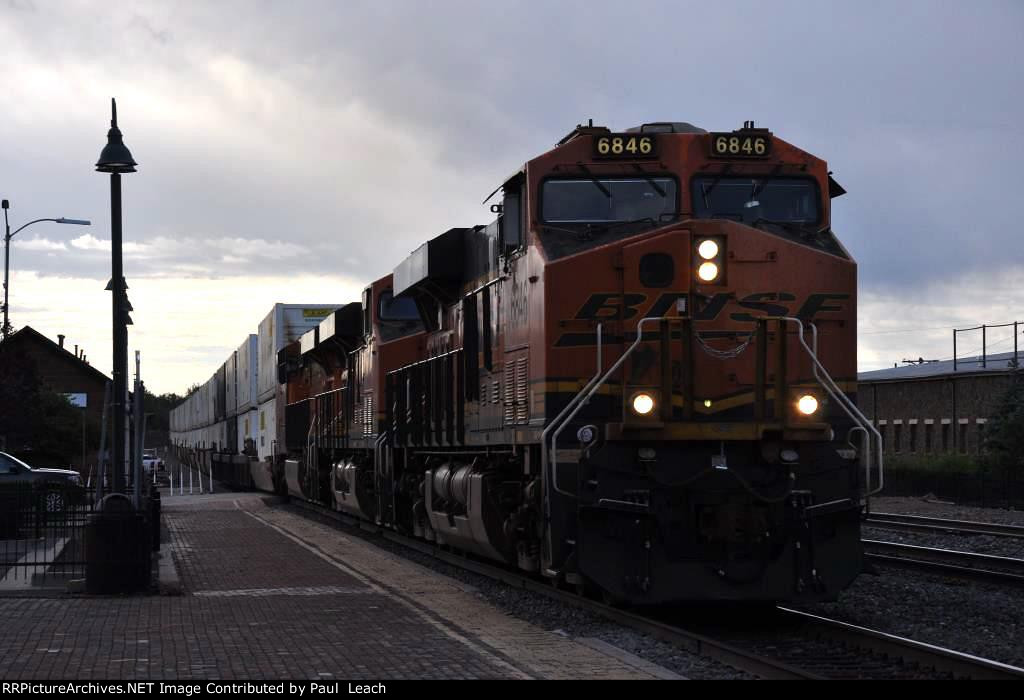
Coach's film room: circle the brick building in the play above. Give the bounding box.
[856,351,1020,457]
[0,326,110,464]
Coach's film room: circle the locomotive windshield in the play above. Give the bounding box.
[378,290,423,342]
[692,176,820,225]
[542,177,677,223]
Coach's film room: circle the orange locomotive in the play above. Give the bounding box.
[277,120,881,604]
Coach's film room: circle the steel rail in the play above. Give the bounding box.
[284,499,1024,679]
[285,498,817,679]
[776,607,1024,680]
[864,538,1024,586]
[866,512,1024,540]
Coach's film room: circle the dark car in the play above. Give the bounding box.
[0,451,84,513]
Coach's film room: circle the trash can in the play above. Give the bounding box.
[85,494,152,594]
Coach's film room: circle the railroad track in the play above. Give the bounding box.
[864,538,1024,587]
[284,498,1024,680]
[866,512,1024,540]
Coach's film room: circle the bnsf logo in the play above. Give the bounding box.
[573,292,849,322]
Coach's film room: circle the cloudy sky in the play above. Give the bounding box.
[1,0,1022,395]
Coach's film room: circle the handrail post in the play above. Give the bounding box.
[550,318,660,498]
[659,318,672,422]
[681,318,693,420]
[541,324,603,503]
[755,319,767,421]
[775,316,884,500]
[775,318,788,425]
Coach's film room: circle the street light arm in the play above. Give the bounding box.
[9,217,91,239]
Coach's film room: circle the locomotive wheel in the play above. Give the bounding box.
[573,577,600,600]
[599,587,628,608]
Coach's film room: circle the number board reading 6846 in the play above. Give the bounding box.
[709,132,772,158]
[593,134,658,159]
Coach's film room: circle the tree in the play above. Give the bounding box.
[141,389,183,447]
[983,370,1024,472]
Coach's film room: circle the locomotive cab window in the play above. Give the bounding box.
[361,287,372,338]
[542,177,677,225]
[500,189,523,254]
[378,290,424,342]
[692,176,820,226]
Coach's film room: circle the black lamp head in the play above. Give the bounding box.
[96,98,138,174]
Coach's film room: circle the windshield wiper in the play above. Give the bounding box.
[747,164,784,202]
[575,162,611,199]
[700,164,733,208]
[595,217,656,234]
[631,164,666,197]
[752,218,820,237]
[541,223,591,236]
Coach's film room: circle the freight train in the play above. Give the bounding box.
[171,119,882,604]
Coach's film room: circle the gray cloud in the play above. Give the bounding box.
[1,1,1022,354]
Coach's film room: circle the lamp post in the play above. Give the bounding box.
[2,200,90,340]
[95,98,137,495]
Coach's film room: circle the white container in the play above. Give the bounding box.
[256,304,341,403]
[236,334,258,412]
[225,352,238,419]
[257,396,277,461]
[214,419,228,452]
[237,409,258,454]
[205,375,216,427]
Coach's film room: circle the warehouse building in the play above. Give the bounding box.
[856,351,1020,456]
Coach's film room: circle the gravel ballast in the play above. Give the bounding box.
[863,525,1024,559]
[795,566,1024,669]
[870,495,1024,526]
[279,496,1023,677]
[284,503,752,680]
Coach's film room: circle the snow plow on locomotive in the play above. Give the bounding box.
[176,119,881,605]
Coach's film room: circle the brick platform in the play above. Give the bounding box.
[0,492,677,680]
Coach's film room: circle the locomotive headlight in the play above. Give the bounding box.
[697,261,719,282]
[631,392,656,416]
[697,239,719,260]
[797,394,819,416]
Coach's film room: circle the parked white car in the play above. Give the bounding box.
[142,449,164,474]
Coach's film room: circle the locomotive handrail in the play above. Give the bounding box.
[307,413,319,502]
[548,318,665,498]
[543,323,602,499]
[775,316,884,499]
[373,430,390,525]
[806,320,884,497]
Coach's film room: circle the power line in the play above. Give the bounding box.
[860,325,954,336]
[942,333,1021,363]
[861,319,1024,336]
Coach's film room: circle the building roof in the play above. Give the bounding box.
[0,326,111,385]
[858,350,1021,382]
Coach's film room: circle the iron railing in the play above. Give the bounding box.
[0,483,97,589]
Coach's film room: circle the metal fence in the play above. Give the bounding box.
[880,469,1024,509]
[0,483,97,590]
[1,482,160,593]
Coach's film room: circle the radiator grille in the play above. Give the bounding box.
[504,363,515,423]
[515,357,529,424]
[503,355,529,425]
[363,395,373,437]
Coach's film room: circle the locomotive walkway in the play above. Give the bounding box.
[0,491,678,680]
